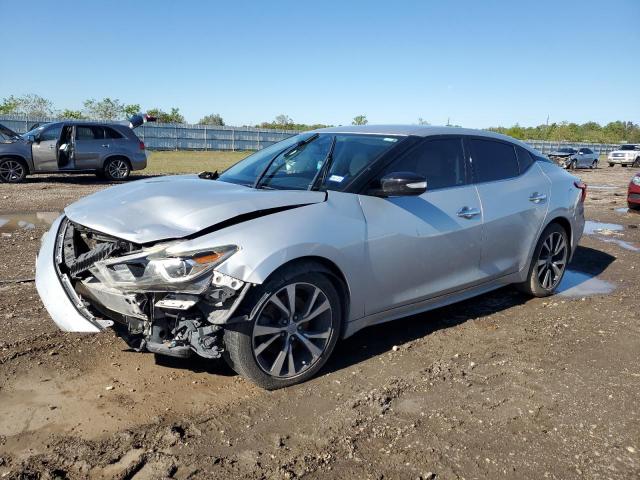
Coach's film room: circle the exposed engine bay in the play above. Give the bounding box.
[54,218,251,359]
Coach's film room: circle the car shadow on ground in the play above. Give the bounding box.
[324,245,616,376]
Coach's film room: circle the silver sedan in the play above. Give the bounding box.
[36,126,586,389]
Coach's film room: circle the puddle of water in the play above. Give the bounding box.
[557,270,616,297]
[0,212,60,233]
[584,220,623,235]
[615,207,629,214]
[598,237,640,252]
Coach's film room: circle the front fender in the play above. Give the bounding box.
[167,191,368,321]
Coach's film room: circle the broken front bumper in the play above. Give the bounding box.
[36,215,111,332]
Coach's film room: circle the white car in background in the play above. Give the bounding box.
[608,144,640,167]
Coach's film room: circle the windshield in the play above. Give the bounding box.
[218,133,401,191]
[619,145,638,151]
[20,124,48,139]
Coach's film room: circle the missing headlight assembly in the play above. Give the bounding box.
[55,217,251,359]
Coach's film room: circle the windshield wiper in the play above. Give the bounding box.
[253,133,319,189]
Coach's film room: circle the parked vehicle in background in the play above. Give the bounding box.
[548,147,598,169]
[628,172,640,210]
[36,125,586,389]
[0,115,154,183]
[608,144,640,167]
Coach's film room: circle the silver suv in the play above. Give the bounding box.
[0,119,149,183]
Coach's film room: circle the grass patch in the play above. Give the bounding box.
[145,150,252,175]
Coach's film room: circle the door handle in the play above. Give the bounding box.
[457,207,481,219]
[101,144,110,148]
[529,192,547,203]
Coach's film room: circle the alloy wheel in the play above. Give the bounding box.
[0,160,24,182]
[536,232,567,290]
[107,159,129,179]
[251,282,333,378]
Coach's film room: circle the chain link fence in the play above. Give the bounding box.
[0,114,624,154]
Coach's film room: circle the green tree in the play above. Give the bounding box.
[83,98,124,120]
[6,94,54,117]
[147,107,185,124]
[123,104,141,118]
[0,95,19,114]
[198,113,225,126]
[60,109,87,119]
[352,115,368,125]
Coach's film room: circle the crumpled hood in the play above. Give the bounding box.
[64,175,325,244]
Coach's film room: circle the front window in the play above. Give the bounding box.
[218,133,401,191]
[619,145,638,151]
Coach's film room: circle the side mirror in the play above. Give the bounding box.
[379,171,427,197]
[26,134,36,143]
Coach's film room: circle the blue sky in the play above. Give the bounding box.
[1,0,638,127]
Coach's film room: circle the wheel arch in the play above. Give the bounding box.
[101,154,132,169]
[251,255,351,334]
[0,154,31,174]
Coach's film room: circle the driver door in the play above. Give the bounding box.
[358,136,485,315]
[31,124,63,171]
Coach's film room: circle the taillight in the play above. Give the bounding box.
[574,181,587,202]
[139,141,145,151]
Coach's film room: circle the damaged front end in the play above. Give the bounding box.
[52,217,250,360]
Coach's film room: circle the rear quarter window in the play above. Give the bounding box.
[515,146,535,173]
[104,127,124,139]
[469,138,519,183]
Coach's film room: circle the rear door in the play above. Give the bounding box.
[74,125,105,169]
[358,136,485,315]
[468,138,550,277]
[31,124,62,171]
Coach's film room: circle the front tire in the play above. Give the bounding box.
[102,157,131,180]
[223,268,343,390]
[517,223,569,297]
[609,163,614,167]
[591,160,598,169]
[0,158,28,183]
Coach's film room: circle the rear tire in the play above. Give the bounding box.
[223,268,343,390]
[102,157,131,181]
[634,157,640,167]
[0,157,28,183]
[516,223,569,297]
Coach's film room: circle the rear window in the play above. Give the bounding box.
[469,138,519,182]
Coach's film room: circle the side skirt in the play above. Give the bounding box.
[342,271,522,339]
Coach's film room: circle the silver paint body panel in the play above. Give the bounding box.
[36,126,585,336]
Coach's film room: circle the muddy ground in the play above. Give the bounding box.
[0,168,639,479]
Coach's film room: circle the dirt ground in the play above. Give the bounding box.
[0,167,639,479]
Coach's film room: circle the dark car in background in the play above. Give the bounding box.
[0,116,153,183]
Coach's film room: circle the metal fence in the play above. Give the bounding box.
[0,114,624,154]
[0,114,298,151]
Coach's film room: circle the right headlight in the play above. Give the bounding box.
[92,244,238,293]
[632,175,640,186]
